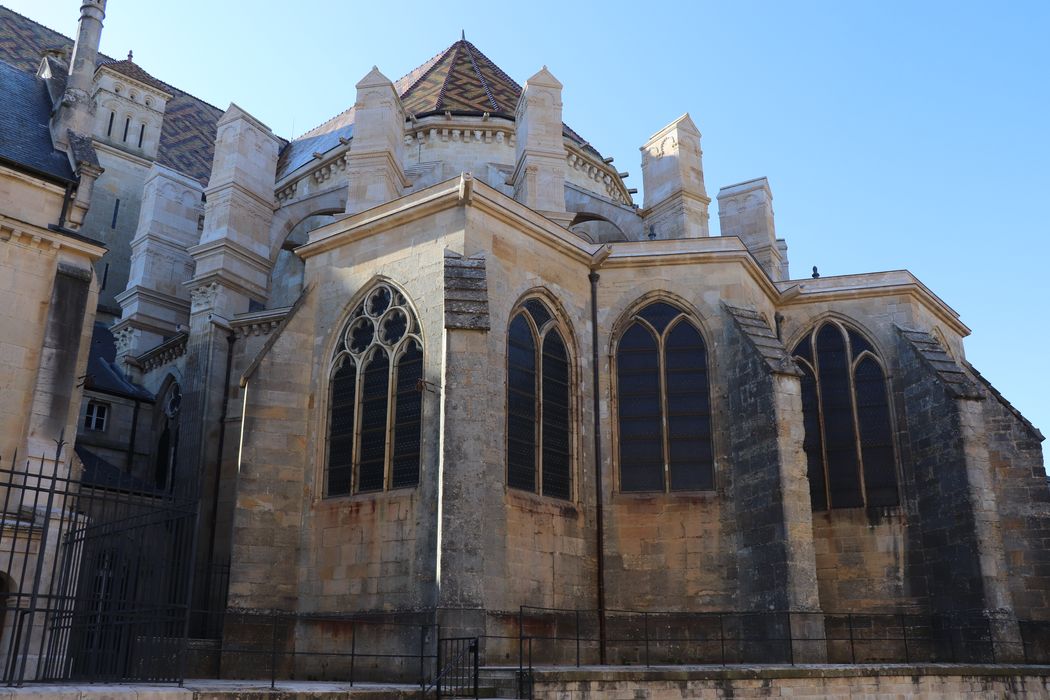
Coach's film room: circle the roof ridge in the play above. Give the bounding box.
[296,106,355,140]
[397,41,457,102]
[463,39,523,101]
[460,40,499,112]
[0,6,225,117]
[434,41,465,112]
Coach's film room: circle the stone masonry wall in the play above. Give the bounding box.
[723,312,791,611]
[811,509,912,612]
[974,368,1050,621]
[896,331,985,615]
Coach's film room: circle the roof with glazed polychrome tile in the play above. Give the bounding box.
[279,38,597,180]
[0,6,223,185]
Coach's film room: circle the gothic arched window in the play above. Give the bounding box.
[326,283,423,496]
[792,321,898,510]
[616,301,713,492]
[506,299,572,500]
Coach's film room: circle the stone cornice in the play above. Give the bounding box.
[203,179,276,212]
[777,271,970,337]
[230,307,290,338]
[114,284,190,312]
[133,332,188,373]
[0,213,106,259]
[93,140,154,169]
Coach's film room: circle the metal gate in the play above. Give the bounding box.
[0,439,199,684]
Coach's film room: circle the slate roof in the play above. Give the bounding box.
[278,38,599,180]
[75,444,160,495]
[85,321,154,401]
[0,6,223,185]
[0,58,74,182]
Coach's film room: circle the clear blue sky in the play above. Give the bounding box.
[9,1,1049,463]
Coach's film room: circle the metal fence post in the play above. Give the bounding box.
[643,612,650,668]
[420,624,428,696]
[719,613,725,667]
[848,613,856,664]
[575,609,580,667]
[349,621,355,687]
[270,611,278,689]
[901,614,909,663]
[472,637,479,700]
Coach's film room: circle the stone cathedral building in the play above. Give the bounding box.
[1,0,1048,672]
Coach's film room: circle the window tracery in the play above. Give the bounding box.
[615,300,713,492]
[792,320,898,510]
[506,298,572,500]
[326,283,423,496]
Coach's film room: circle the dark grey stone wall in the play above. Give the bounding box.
[896,331,986,614]
[972,367,1050,620]
[724,312,790,610]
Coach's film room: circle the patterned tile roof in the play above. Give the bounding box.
[0,6,223,185]
[398,39,522,115]
[98,57,170,95]
[280,38,597,180]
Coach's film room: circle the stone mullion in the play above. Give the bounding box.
[657,329,670,493]
[845,329,869,507]
[808,331,834,509]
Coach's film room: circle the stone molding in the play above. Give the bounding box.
[134,331,188,373]
[231,308,290,338]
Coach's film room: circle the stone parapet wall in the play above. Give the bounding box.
[531,665,1050,699]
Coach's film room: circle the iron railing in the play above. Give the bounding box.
[0,442,199,685]
[515,605,1050,684]
[427,636,478,699]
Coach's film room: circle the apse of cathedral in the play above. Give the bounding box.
[0,0,1047,677]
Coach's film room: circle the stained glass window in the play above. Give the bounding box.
[616,301,713,492]
[792,321,899,510]
[325,283,423,496]
[506,299,574,500]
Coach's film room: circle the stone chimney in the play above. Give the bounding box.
[640,114,710,239]
[510,66,569,224]
[53,0,107,147]
[717,177,789,281]
[345,67,410,215]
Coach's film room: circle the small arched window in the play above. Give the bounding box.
[506,299,572,500]
[326,283,423,496]
[792,321,898,510]
[616,300,713,492]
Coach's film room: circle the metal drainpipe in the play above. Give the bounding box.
[125,397,141,472]
[588,270,608,664]
[57,182,74,229]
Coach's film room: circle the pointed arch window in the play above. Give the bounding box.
[326,283,423,496]
[506,299,573,500]
[616,301,713,492]
[792,321,898,510]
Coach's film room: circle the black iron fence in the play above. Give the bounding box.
[517,605,1050,670]
[187,609,440,689]
[427,636,479,699]
[0,442,199,685]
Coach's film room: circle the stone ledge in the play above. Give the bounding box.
[531,662,1050,682]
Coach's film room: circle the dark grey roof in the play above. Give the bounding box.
[0,58,73,182]
[75,444,160,494]
[85,321,154,401]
